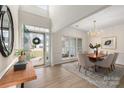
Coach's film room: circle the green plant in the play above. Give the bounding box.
[94,44,101,48]
[89,43,101,49]
[14,49,24,56]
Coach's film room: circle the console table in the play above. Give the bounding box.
[0,62,37,88]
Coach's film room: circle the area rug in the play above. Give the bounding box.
[62,62,124,88]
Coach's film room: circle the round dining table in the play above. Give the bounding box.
[87,53,106,72]
[87,53,105,62]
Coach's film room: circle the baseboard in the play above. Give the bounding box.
[53,59,78,66]
[0,57,18,79]
[116,63,124,66]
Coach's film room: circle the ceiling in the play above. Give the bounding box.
[19,5,49,18]
[71,5,124,32]
[49,5,108,32]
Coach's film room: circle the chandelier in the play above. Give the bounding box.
[88,20,100,37]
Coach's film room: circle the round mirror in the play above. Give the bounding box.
[0,5,14,57]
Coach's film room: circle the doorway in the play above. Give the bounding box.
[29,32,45,66]
[23,25,50,67]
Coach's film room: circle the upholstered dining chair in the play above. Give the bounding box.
[99,51,105,55]
[77,54,95,74]
[95,54,115,75]
[111,52,119,70]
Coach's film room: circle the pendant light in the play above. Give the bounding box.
[88,20,99,37]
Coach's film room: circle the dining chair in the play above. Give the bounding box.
[77,54,95,74]
[99,51,105,55]
[95,54,115,75]
[111,52,119,70]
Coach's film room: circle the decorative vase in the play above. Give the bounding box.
[94,48,98,56]
[96,48,98,56]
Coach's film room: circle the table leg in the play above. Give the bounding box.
[95,65,97,72]
[21,83,24,88]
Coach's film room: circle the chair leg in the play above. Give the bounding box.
[111,65,113,71]
[113,64,115,70]
[84,68,88,75]
[105,68,109,75]
[108,67,111,72]
[111,64,115,70]
[94,65,97,72]
[94,66,96,73]
[79,65,81,72]
[85,70,87,75]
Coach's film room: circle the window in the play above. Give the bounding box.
[69,38,76,57]
[77,38,82,53]
[25,25,49,33]
[62,37,70,58]
[62,36,82,59]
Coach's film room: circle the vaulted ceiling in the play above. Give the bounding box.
[19,5,49,18]
[49,5,108,32]
[19,5,124,32]
[71,5,124,32]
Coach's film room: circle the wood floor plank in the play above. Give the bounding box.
[24,65,96,88]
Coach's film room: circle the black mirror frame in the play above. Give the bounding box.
[0,5,14,57]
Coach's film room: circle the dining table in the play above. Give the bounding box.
[87,53,106,72]
[87,53,105,62]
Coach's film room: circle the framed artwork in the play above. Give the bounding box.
[101,36,117,49]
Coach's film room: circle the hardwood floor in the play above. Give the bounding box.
[24,65,96,88]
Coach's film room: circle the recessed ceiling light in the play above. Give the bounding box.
[75,25,79,27]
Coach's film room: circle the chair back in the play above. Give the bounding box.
[99,51,104,55]
[104,54,115,66]
[113,52,119,64]
[78,54,86,67]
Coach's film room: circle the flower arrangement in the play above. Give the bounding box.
[89,43,101,49]
[89,43,101,56]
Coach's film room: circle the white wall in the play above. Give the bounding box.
[0,5,19,79]
[51,27,88,65]
[88,24,124,65]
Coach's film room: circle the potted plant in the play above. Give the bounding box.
[89,43,101,56]
[15,49,26,62]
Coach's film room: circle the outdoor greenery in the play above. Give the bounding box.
[30,50,43,59]
[15,49,24,56]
